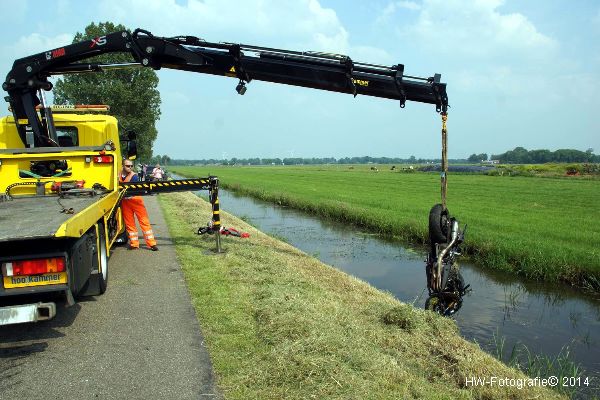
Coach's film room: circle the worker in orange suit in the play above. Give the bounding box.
[119,160,159,251]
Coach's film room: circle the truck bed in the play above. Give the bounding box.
[0,193,110,242]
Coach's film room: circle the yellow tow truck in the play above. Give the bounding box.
[0,105,132,324]
[0,105,217,325]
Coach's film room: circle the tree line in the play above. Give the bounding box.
[485,147,599,164]
[167,156,466,166]
[165,148,600,166]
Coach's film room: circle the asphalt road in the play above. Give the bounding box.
[0,195,222,400]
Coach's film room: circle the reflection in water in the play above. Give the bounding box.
[502,286,524,322]
[194,188,600,378]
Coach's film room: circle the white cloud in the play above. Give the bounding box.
[0,33,73,79]
[351,45,394,65]
[406,0,557,60]
[93,0,352,52]
[398,1,421,11]
[382,0,572,107]
[1,1,389,73]
[8,33,74,59]
[376,1,420,25]
[89,0,395,66]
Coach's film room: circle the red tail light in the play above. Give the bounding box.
[2,257,66,277]
[93,155,113,163]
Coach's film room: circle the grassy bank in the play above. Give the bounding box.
[171,165,600,291]
[158,191,564,399]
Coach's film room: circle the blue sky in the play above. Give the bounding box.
[1,0,598,159]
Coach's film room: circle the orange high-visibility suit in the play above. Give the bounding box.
[119,171,157,249]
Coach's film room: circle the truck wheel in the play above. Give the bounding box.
[115,230,128,245]
[428,204,449,244]
[80,223,108,296]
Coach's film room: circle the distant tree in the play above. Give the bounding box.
[528,149,550,163]
[554,149,590,163]
[493,147,526,163]
[53,22,161,161]
[150,154,161,165]
[468,153,488,162]
[492,147,599,164]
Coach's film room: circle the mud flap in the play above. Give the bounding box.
[65,288,75,306]
[79,223,108,297]
[78,272,103,297]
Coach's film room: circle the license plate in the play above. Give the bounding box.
[3,272,67,288]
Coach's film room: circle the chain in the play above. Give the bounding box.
[441,113,448,210]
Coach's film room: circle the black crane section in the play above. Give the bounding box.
[3,28,448,147]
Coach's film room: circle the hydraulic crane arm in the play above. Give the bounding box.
[3,28,448,147]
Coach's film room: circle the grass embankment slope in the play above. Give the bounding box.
[171,165,600,291]
[159,192,563,400]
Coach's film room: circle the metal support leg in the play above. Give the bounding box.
[209,177,222,253]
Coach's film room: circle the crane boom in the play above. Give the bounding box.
[3,29,448,147]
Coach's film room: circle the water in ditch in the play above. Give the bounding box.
[193,188,600,384]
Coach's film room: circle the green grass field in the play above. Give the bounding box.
[171,165,600,291]
[159,192,565,400]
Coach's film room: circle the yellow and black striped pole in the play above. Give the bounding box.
[209,176,222,253]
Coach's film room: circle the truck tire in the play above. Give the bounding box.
[428,204,449,244]
[79,223,108,296]
[115,230,128,245]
